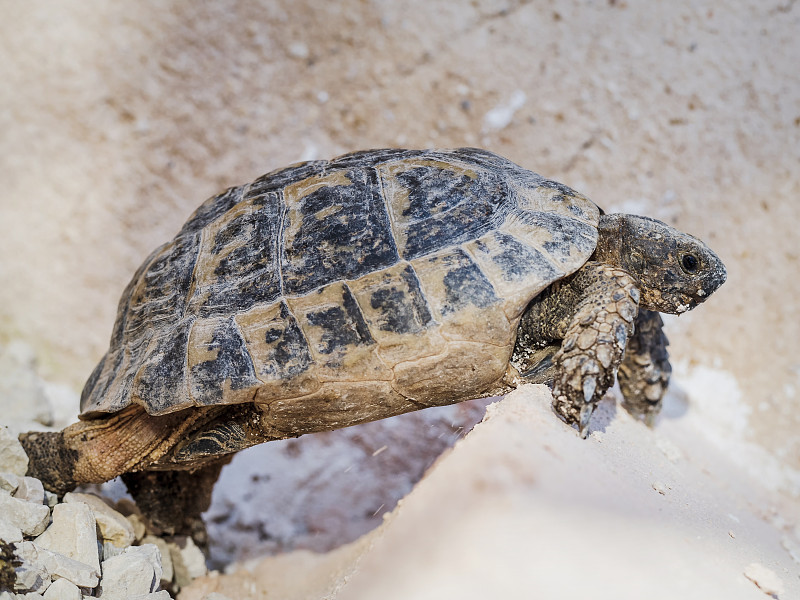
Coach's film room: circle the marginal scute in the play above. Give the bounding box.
[81,148,601,418]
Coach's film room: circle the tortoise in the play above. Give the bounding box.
[20,147,726,535]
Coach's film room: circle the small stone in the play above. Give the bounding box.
[0,472,20,494]
[42,577,81,600]
[62,494,134,550]
[14,541,99,589]
[97,544,162,599]
[169,536,206,589]
[0,516,23,543]
[129,592,172,599]
[34,504,100,574]
[142,536,173,588]
[287,41,309,59]
[0,427,28,476]
[14,477,45,506]
[0,591,14,600]
[743,562,784,596]
[0,493,50,536]
[652,481,668,495]
[44,492,58,509]
[13,557,50,594]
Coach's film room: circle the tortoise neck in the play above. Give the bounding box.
[592,213,627,267]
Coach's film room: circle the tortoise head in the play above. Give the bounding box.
[595,214,727,314]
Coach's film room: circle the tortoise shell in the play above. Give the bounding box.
[80,148,600,432]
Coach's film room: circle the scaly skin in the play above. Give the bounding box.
[549,263,640,437]
[617,309,671,425]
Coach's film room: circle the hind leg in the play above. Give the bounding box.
[617,309,671,426]
[121,456,231,548]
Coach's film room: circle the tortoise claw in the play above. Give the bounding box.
[579,402,594,439]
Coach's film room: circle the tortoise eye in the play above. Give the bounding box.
[681,254,699,273]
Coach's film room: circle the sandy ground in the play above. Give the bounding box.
[1,0,799,597]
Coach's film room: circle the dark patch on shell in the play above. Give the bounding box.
[471,231,561,283]
[281,168,399,295]
[368,264,433,334]
[437,250,498,315]
[133,321,193,414]
[260,302,313,379]
[247,160,328,197]
[305,284,375,355]
[180,186,243,236]
[193,192,283,318]
[190,318,259,405]
[125,232,200,337]
[395,166,512,260]
[329,148,423,169]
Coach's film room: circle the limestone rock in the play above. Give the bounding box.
[0,516,23,544]
[43,492,58,509]
[169,536,206,589]
[13,477,45,506]
[142,536,173,588]
[13,557,49,594]
[0,427,28,476]
[0,472,20,494]
[0,493,49,536]
[62,493,134,550]
[34,503,100,574]
[14,541,99,589]
[97,544,162,599]
[41,577,81,600]
[129,592,172,599]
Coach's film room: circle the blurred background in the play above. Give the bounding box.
[1,0,798,577]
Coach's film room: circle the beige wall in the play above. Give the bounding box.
[1,1,798,461]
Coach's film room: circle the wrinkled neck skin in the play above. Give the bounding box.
[592,214,627,268]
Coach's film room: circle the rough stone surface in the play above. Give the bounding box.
[12,557,49,594]
[14,541,99,589]
[0,517,23,544]
[13,478,45,506]
[97,544,162,600]
[169,536,206,590]
[0,428,28,477]
[62,493,134,550]
[129,592,172,599]
[743,562,784,597]
[41,577,81,600]
[141,536,172,588]
[34,504,100,574]
[0,493,49,537]
[0,473,20,494]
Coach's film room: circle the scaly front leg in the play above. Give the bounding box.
[617,309,671,426]
[551,262,640,437]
